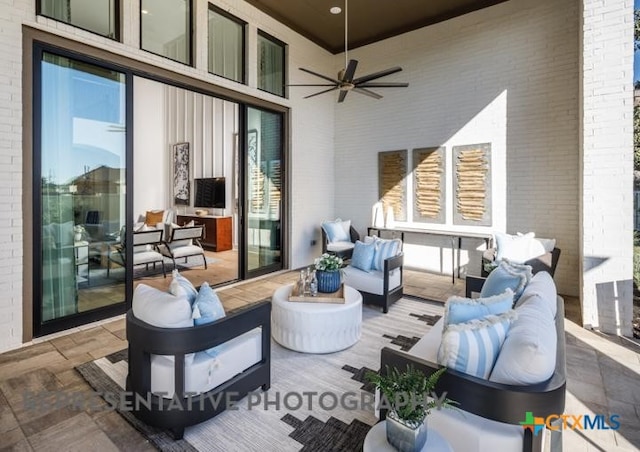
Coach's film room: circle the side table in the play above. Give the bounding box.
[362,421,452,452]
[271,284,362,353]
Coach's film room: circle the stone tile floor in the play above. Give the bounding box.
[0,269,638,451]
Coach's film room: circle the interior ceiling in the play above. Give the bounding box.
[243,0,510,54]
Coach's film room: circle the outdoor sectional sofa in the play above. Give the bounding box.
[379,273,566,452]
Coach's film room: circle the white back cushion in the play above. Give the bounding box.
[489,297,557,385]
[132,283,193,328]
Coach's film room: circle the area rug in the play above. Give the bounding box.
[76,296,443,452]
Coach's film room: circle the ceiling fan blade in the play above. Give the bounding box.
[353,66,403,84]
[304,86,339,99]
[357,82,409,88]
[288,84,338,87]
[338,90,349,103]
[353,88,383,100]
[299,67,341,84]
[342,59,358,82]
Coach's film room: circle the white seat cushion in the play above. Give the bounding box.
[150,327,262,398]
[133,250,164,265]
[342,265,401,295]
[326,241,355,253]
[166,245,204,259]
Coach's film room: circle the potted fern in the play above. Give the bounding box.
[366,365,453,452]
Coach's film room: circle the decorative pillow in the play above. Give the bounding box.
[536,238,556,254]
[489,299,557,385]
[494,232,535,263]
[480,260,532,302]
[437,310,516,379]
[371,237,402,271]
[132,283,193,328]
[321,219,351,243]
[444,289,514,326]
[169,270,198,305]
[145,210,164,226]
[350,240,376,272]
[192,282,226,327]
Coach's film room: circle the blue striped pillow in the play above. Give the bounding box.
[372,237,402,271]
[437,311,516,379]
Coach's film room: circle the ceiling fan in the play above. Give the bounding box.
[288,0,409,103]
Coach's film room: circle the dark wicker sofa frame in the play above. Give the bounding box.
[126,300,271,439]
[379,277,566,452]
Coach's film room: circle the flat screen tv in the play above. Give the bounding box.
[194,177,226,209]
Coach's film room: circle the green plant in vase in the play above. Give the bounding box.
[314,253,343,293]
[366,365,455,452]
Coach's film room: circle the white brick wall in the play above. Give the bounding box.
[334,0,581,296]
[0,0,30,351]
[580,0,634,335]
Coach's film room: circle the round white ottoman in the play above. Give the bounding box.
[271,284,362,353]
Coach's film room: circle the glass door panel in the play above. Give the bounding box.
[38,52,127,328]
[245,107,283,276]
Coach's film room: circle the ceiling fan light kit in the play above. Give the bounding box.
[288,0,408,103]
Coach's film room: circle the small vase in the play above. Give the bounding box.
[386,410,427,452]
[316,270,341,293]
[74,232,82,242]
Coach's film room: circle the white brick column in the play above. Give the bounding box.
[580,0,634,336]
[0,0,28,351]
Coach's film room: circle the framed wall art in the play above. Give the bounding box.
[173,142,190,206]
[413,147,446,224]
[378,150,407,222]
[453,143,492,226]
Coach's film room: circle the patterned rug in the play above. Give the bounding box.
[76,296,443,452]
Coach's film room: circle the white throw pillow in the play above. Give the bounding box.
[495,232,550,263]
[495,232,534,263]
[489,298,557,385]
[132,283,193,328]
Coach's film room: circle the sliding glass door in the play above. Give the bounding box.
[244,107,283,277]
[35,49,129,335]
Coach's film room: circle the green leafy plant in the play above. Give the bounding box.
[314,253,343,272]
[366,365,455,424]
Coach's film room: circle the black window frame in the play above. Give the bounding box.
[139,0,194,67]
[207,4,247,84]
[36,0,121,41]
[257,30,287,98]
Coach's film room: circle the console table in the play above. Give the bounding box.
[368,226,492,284]
[177,215,232,252]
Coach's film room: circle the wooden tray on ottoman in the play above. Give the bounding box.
[288,284,345,303]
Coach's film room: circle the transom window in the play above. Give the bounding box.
[208,5,246,83]
[141,0,192,66]
[258,31,286,98]
[37,0,119,40]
